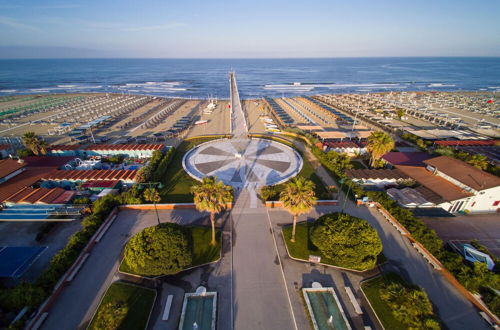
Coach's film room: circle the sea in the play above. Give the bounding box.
[0,57,499,99]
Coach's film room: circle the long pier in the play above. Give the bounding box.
[229,72,248,137]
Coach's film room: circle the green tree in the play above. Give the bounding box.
[396,109,405,119]
[22,131,48,156]
[280,176,317,243]
[366,131,395,167]
[123,223,192,276]
[94,301,129,330]
[434,147,455,157]
[310,213,382,269]
[143,187,160,203]
[465,154,488,170]
[191,176,233,246]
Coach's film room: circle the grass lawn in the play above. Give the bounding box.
[119,226,221,275]
[360,273,409,330]
[88,281,156,330]
[255,135,331,200]
[191,226,222,266]
[159,136,227,203]
[282,222,383,271]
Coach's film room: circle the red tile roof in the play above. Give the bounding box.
[85,144,163,151]
[48,145,80,151]
[42,169,138,182]
[23,156,75,168]
[81,180,120,188]
[424,156,500,191]
[0,167,52,203]
[325,141,363,148]
[434,140,498,147]
[0,159,26,179]
[347,169,410,180]
[4,187,68,204]
[382,152,434,166]
[396,165,473,202]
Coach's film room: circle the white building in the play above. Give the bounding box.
[423,156,500,214]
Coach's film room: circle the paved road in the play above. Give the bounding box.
[40,209,233,330]
[231,190,296,330]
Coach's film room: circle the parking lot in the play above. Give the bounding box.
[422,213,500,258]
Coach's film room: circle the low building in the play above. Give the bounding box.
[382,152,434,167]
[396,165,473,213]
[323,141,367,156]
[0,159,26,184]
[423,156,500,213]
[387,187,435,208]
[47,145,80,157]
[347,169,411,188]
[41,169,138,186]
[83,144,164,158]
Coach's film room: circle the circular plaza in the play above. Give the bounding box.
[182,138,303,188]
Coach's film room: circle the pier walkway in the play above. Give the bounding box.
[229,72,248,138]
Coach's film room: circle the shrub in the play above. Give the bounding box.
[310,213,382,269]
[0,282,45,311]
[16,148,33,158]
[102,154,125,165]
[73,196,91,204]
[123,223,192,276]
[93,301,128,330]
[260,185,279,201]
[379,282,440,329]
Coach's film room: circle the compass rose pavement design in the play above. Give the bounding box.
[182,138,303,188]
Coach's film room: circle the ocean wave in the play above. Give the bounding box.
[124,82,181,87]
[428,83,456,87]
[0,89,17,93]
[57,85,77,88]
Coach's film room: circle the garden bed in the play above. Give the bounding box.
[88,282,156,330]
[119,227,221,276]
[282,222,384,271]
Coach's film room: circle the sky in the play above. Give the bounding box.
[0,0,499,58]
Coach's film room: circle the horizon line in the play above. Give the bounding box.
[1,55,500,60]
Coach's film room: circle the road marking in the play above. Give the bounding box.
[265,209,299,330]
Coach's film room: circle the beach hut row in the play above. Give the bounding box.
[140,99,186,130]
[263,97,294,127]
[118,99,170,129]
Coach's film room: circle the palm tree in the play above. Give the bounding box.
[191,176,233,246]
[22,131,42,155]
[280,176,317,243]
[38,140,48,155]
[143,187,161,225]
[366,131,395,168]
[144,187,161,203]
